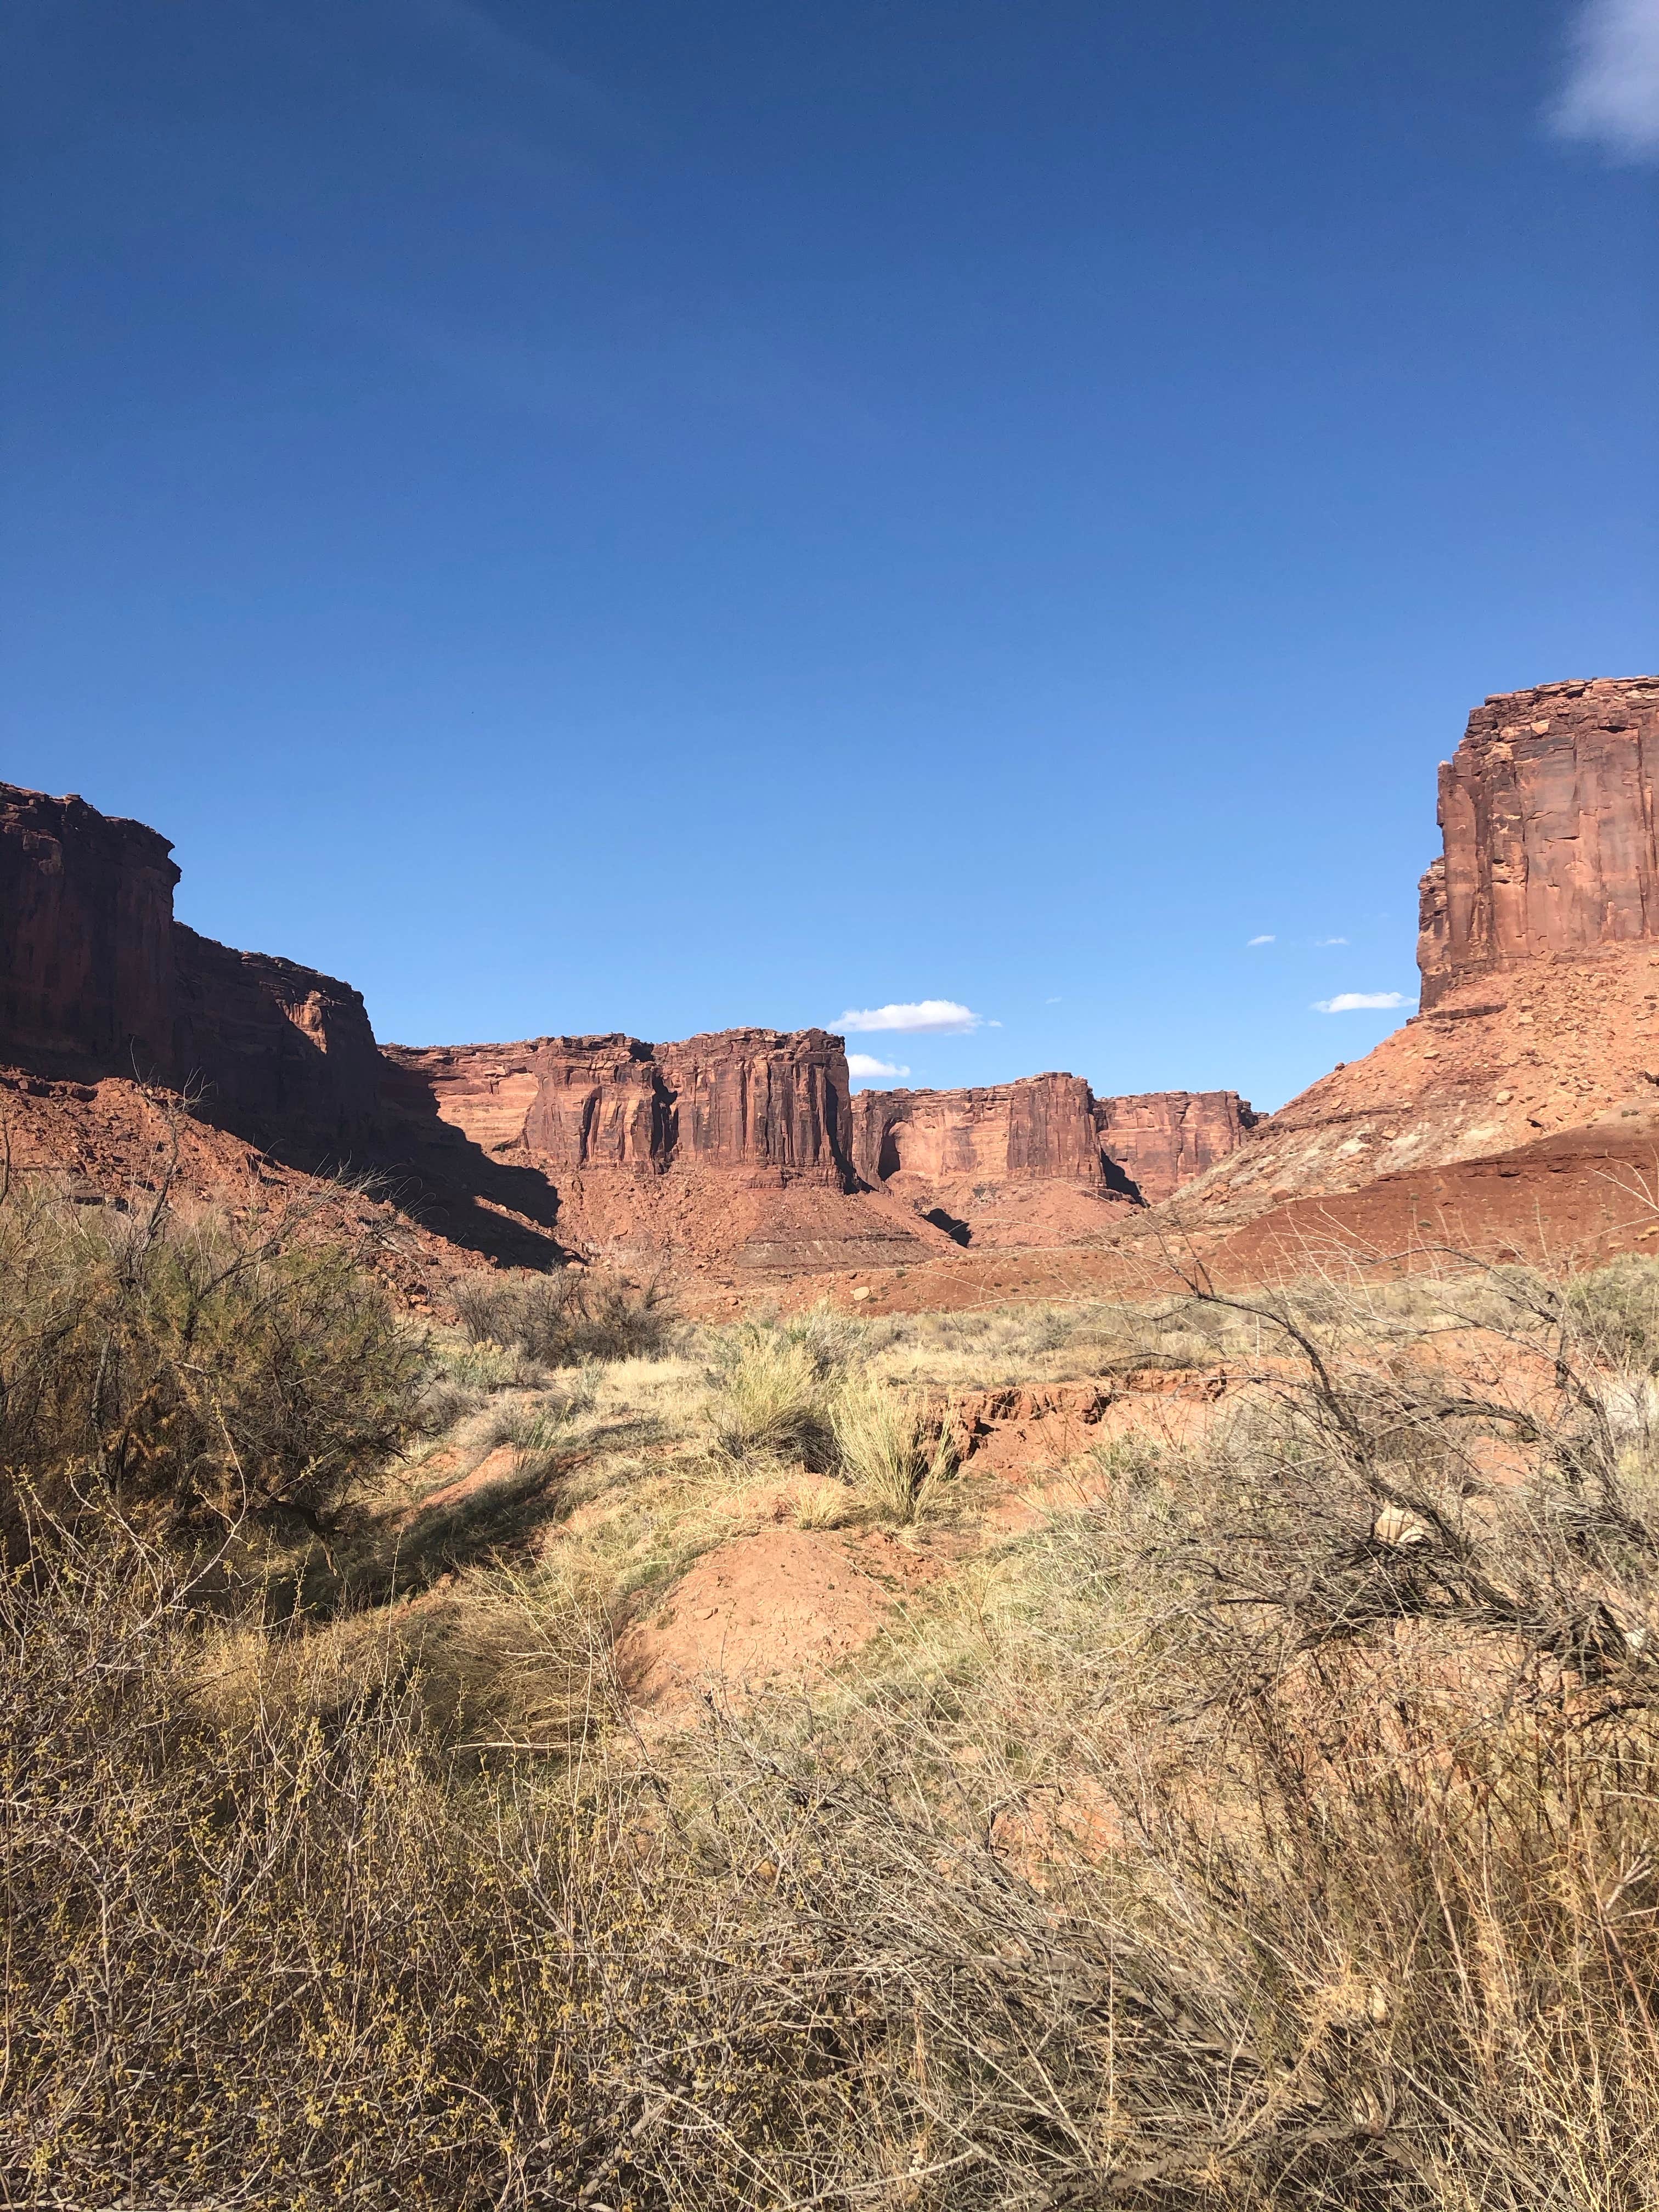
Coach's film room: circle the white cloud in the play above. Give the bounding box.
[1314,935,1349,946]
[1247,934,1275,946]
[847,1053,910,1081]
[1553,0,1659,157]
[837,999,983,1035]
[1313,991,1410,1013]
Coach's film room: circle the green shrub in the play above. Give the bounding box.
[0,1184,426,1541]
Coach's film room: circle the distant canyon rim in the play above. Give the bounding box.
[4,672,1658,1306]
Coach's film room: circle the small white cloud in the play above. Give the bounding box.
[1314,935,1350,946]
[1044,995,1062,1004]
[1247,934,1275,946]
[1553,0,1659,158]
[847,1053,910,1081]
[837,998,983,1035]
[1313,991,1410,1014]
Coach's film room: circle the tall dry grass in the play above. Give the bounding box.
[7,1184,1659,2205]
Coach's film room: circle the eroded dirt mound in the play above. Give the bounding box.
[617,1526,943,1711]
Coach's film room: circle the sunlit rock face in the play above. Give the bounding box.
[851,1077,1255,1207]
[383,1029,857,1186]
[1418,677,1659,1009]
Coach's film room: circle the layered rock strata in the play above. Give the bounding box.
[1149,674,1659,1273]
[1419,676,1659,1008]
[382,1029,857,1186]
[1092,1090,1260,1206]
[851,1077,1255,1207]
[851,1074,1105,1191]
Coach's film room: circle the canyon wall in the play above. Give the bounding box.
[852,1077,1255,1203]
[1418,676,1659,1008]
[383,1028,857,1186]
[0,785,179,1076]
[1093,1090,1259,1206]
[851,1075,1105,1190]
[0,780,382,1152]
[174,928,384,1148]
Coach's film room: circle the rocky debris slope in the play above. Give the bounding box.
[1419,676,1659,1007]
[0,1068,476,1309]
[1147,675,1659,1275]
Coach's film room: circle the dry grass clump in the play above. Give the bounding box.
[830,1374,956,1521]
[702,1305,857,1466]
[453,1265,670,1367]
[0,1521,843,2209]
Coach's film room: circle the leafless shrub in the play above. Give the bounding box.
[453,1266,671,1366]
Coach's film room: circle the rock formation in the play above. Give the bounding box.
[383,1029,857,1185]
[1092,1090,1259,1206]
[0,780,381,1153]
[851,1074,1105,1192]
[851,1076,1255,1210]
[173,927,383,1148]
[0,785,178,1077]
[1419,677,1659,1008]
[1152,674,1659,1279]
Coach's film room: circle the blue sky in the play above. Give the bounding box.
[3,1,1654,1110]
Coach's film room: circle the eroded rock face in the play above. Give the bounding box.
[852,1077,1254,1204]
[1093,1090,1259,1206]
[174,927,383,1149]
[851,1074,1104,1190]
[0,784,179,1076]
[1419,676,1659,1008]
[385,1028,857,1185]
[0,780,382,1151]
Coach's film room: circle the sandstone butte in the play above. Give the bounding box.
[5,671,1659,1305]
[0,780,1252,1289]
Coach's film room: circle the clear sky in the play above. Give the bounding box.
[3,1,1655,1110]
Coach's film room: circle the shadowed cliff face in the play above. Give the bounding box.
[0,782,382,1155]
[1419,677,1659,1008]
[382,1030,857,1187]
[0,786,179,1078]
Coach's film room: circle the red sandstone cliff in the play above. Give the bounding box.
[0,780,382,1152]
[1418,676,1659,1008]
[383,1029,856,1186]
[173,927,383,1147]
[1143,675,1659,1276]
[850,1075,1255,1233]
[851,1074,1105,1192]
[1093,1090,1259,1205]
[0,785,179,1077]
